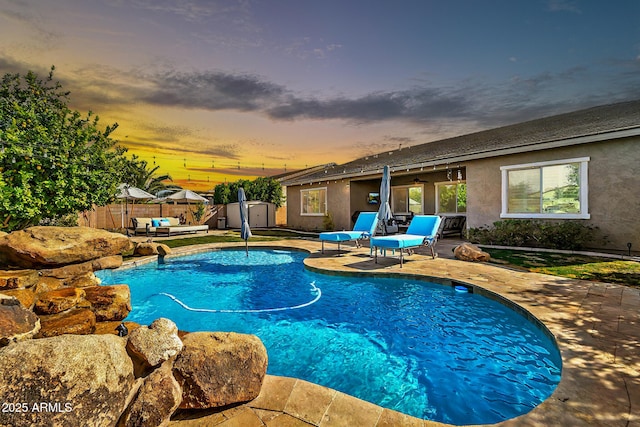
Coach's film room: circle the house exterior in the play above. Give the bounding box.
[281,100,640,251]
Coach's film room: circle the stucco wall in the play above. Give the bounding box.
[467,137,640,251]
[286,181,351,231]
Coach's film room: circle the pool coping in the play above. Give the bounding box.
[120,240,639,427]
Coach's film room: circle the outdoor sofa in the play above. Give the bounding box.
[130,217,209,236]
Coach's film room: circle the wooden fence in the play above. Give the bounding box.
[79,203,287,230]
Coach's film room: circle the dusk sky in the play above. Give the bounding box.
[2,0,639,191]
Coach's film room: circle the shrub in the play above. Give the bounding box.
[322,212,334,231]
[468,219,604,251]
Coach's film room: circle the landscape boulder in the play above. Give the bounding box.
[0,297,40,345]
[156,243,171,256]
[173,331,268,409]
[133,242,172,257]
[0,288,36,310]
[453,242,491,262]
[36,308,96,338]
[84,285,131,321]
[0,269,39,290]
[34,287,86,315]
[127,318,183,368]
[121,360,182,427]
[0,334,134,427]
[39,255,123,279]
[0,226,132,268]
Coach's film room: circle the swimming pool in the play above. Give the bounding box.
[97,249,561,425]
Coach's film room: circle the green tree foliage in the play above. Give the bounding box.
[212,177,284,207]
[121,154,181,196]
[0,67,129,230]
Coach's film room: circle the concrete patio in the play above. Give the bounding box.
[151,237,639,426]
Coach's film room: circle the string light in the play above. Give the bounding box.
[0,140,307,179]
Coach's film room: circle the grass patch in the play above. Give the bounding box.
[485,248,640,287]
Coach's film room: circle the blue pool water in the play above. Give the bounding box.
[97,249,561,425]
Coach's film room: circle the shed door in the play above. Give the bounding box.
[249,204,267,227]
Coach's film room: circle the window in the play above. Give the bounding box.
[501,157,590,219]
[391,185,423,214]
[300,187,327,216]
[436,182,467,214]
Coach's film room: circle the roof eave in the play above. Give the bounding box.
[283,126,640,186]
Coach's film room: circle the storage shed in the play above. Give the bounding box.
[226,201,276,228]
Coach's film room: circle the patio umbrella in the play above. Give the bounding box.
[115,184,156,229]
[239,187,252,256]
[165,189,208,203]
[377,165,392,235]
[165,189,208,224]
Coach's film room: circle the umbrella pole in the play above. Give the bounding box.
[245,240,248,257]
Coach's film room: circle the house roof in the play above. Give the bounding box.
[270,163,336,182]
[282,99,640,186]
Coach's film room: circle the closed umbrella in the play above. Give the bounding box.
[239,187,252,256]
[377,165,392,235]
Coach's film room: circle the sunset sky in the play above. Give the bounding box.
[1,0,639,191]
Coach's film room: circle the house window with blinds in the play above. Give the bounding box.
[300,187,327,216]
[501,157,590,219]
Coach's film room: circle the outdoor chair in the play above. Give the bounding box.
[370,215,442,267]
[319,212,378,254]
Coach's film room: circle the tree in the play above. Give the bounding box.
[0,67,130,231]
[121,154,181,196]
[212,177,284,207]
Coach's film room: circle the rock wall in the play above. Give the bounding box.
[0,227,134,341]
[0,227,269,426]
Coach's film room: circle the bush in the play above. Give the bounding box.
[468,219,605,251]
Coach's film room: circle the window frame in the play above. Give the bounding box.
[391,184,424,214]
[300,187,327,216]
[500,157,590,219]
[434,181,467,215]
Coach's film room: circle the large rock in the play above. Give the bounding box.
[127,318,183,368]
[0,288,36,309]
[173,332,268,409]
[39,255,123,279]
[121,360,182,427]
[133,242,172,257]
[84,285,131,321]
[0,334,134,427]
[0,269,39,290]
[0,297,40,345]
[67,272,102,288]
[33,276,66,294]
[94,320,141,336]
[34,287,86,315]
[36,308,96,338]
[453,242,491,262]
[0,226,132,268]
[134,242,156,256]
[156,244,171,256]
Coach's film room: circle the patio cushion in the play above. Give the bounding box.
[370,234,426,249]
[319,231,367,242]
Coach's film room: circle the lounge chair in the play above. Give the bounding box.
[319,212,378,254]
[370,215,442,267]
